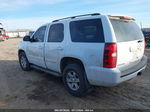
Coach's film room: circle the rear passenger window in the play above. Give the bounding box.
[70,19,104,42]
[48,23,64,42]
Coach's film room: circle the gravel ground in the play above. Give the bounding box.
[0,38,150,109]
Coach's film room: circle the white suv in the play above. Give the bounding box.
[18,13,147,96]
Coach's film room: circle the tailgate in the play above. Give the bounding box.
[110,18,145,68]
[117,40,144,66]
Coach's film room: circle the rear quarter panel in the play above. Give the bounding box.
[63,16,112,68]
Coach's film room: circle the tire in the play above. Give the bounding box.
[19,52,30,71]
[63,63,91,97]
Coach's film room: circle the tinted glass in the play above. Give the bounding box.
[110,19,143,42]
[70,19,104,42]
[32,26,46,42]
[48,23,64,42]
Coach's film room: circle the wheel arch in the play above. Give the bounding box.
[60,57,85,73]
[18,49,25,55]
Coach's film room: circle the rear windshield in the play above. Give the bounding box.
[110,19,143,42]
[70,19,104,43]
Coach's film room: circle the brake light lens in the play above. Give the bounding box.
[120,16,135,20]
[110,16,135,21]
[103,43,117,68]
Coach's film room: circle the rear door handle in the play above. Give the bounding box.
[57,47,63,50]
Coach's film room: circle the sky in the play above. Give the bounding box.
[0,0,149,30]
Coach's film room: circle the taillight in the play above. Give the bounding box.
[103,43,117,68]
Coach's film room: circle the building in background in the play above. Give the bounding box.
[6,29,34,38]
[0,23,34,38]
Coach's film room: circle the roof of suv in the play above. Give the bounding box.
[52,13,101,22]
[49,13,135,24]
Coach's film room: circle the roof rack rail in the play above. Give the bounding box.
[52,13,101,22]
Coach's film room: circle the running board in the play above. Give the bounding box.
[30,64,61,77]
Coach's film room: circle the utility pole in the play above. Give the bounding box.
[140,22,142,29]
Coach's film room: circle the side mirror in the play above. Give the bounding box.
[23,36,31,41]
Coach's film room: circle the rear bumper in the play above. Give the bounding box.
[86,55,147,86]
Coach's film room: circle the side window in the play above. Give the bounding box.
[48,23,64,42]
[70,19,104,42]
[32,26,46,42]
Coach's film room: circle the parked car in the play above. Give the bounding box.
[0,34,4,41]
[3,35,9,40]
[145,36,150,48]
[18,13,147,96]
[0,34,9,41]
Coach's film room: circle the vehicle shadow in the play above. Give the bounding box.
[0,60,150,109]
